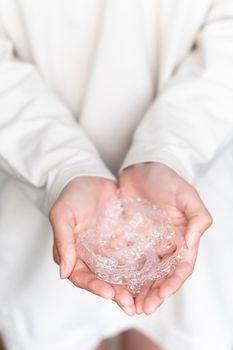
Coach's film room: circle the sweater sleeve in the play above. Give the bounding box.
[0,24,115,214]
[121,0,233,183]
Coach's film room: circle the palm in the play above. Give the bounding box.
[50,177,136,314]
[120,162,211,314]
[50,165,211,316]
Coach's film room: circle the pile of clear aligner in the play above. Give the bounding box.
[76,190,184,294]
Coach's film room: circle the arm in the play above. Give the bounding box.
[121,0,233,183]
[0,21,135,310]
[119,1,233,314]
[0,21,115,214]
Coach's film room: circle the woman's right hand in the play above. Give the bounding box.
[49,176,136,315]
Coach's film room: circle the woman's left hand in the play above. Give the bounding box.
[119,162,212,315]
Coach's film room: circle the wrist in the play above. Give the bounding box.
[121,161,179,179]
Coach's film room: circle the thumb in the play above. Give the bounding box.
[180,186,213,249]
[50,211,76,279]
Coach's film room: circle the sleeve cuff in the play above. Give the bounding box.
[45,163,116,213]
[119,146,193,183]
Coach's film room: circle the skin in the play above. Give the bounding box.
[119,162,213,314]
[49,162,212,316]
[49,176,135,312]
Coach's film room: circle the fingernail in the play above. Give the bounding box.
[187,231,201,249]
[136,310,143,315]
[145,306,157,315]
[122,297,134,308]
[123,307,135,316]
[60,261,66,279]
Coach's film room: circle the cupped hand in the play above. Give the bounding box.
[49,176,135,315]
[120,162,213,315]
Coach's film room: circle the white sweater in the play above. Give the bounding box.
[0,0,233,213]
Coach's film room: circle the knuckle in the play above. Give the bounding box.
[203,213,213,228]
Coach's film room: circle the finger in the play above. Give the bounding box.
[50,210,76,279]
[134,283,151,315]
[69,259,115,300]
[178,186,213,248]
[143,285,164,315]
[112,285,136,316]
[53,243,60,265]
[158,245,198,298]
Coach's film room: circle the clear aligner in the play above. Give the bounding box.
[76,190,184,294]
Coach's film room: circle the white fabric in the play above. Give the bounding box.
[134,143,233,350]
[0,0,233,349]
